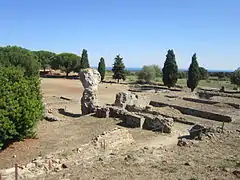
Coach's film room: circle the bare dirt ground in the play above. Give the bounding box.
[1,78,240,180]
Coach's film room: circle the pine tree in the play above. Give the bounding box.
[98,57,106,81]
[162,49,178,88]
[80,49,90,69]
[187,53,200,92]
[112,54,126,83]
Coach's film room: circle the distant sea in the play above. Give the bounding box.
[103,67,234,73]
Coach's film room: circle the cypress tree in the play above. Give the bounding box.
[80,49,90,69]
[187,53,200,92]
[98,57,106,81]
[162,49,178,88]
[112,54,126,83]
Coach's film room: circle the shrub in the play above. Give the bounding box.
[0,67,43,149]
[138,65,161,83]
[178,71,187,79]
[199,67,209,80]
[231,69,240,87]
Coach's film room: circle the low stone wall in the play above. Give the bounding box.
[198,90,240,99]
[94,106,173,133]
[150,101,232,122]
[183,97,239,109]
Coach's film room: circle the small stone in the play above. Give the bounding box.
[45,155,53,159]
[52,159,61,164]
[35,161,44,168]
[54,166,61,172]
[12,154,16,158]
[61,163,68,169]
[223,167,230,172]
[233,170,240,178]
[184,162,192,166]
[144,146,149,150]
[98,157,103,161]
[177,138,188,147]
[26,162,35,169]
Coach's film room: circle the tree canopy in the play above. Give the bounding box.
[138,65,161,83]
[52,53,80,77]
[33,50,56,72]
[0,46,40,76]
[199,67,209,80]
[231,69,240,87]
[162,49,178,88]
[187,53,200,92]
[80,49,90,69]
[98,57,106,81]
[112,54,126,83]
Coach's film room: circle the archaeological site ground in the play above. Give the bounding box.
[0,70,240,180]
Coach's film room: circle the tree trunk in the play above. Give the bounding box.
[117,79,120,83]
[43,68,46,73]
[66,72,69,77]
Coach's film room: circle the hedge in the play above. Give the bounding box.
[0,67,43,149]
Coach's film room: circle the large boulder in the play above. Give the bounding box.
[79,68,101,115]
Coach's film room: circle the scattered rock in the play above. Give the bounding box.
[34,161,44,168]
[189,124,208,140]
[177,138,188,147]
[52,159,61,164]
[44,113,61,121]
[184,162,191,166]
[233,170,240,178]
[143,146,149,150]
[61,163,68,169]
[223,167,231,172]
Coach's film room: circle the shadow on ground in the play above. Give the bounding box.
[58,108,82,118]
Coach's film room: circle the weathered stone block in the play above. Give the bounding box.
[142,114,173,133]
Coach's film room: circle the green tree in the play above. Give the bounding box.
[80,49,90,69]
[187,53,200,92]
[138,65,161,83]
[52,53,80,77]
[0,46,40,76]
[112,54,126,83]
[0,67,43,149]
[199,67,209,80]
[33,50,56,72]
[230,69,240,87]
[178,71,187,79]
[162,49,178,88]
[98,57,106,81]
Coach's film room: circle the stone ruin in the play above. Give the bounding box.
[0,128,134,179]
[94,91,177,133]
[78,69,187,133]
[79,68,101,115]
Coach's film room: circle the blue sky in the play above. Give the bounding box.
[0,0,239,70]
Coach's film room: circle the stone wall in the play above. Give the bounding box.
[150,101,233,122]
